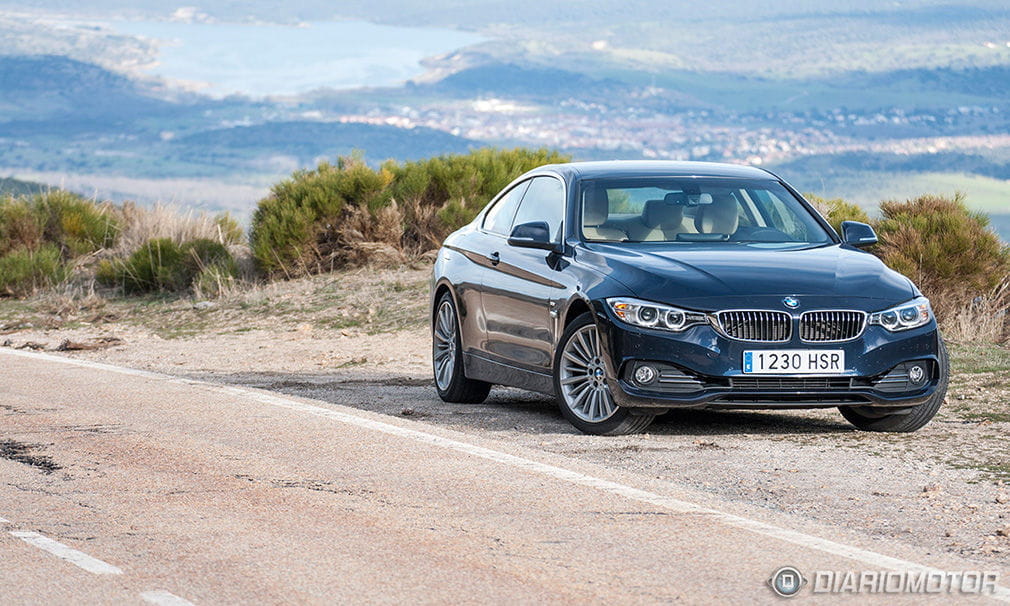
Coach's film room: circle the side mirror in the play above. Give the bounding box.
[508,221,556,250]
[841,221,878,248]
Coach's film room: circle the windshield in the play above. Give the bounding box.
[580,177,832,244]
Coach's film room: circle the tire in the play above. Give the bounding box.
[839,337,949,432]
[553,312,655,435]
[432,292,491,404]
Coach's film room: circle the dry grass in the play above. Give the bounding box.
[0,264,429,339]
[32,282,108,323]
[941,280,1010,344]
[101,202,254,290]
[215,265,430,335]
[112,202,242,255]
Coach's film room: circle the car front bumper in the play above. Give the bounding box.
[594,307,943,410]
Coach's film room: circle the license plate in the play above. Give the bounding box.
[743,350,845,374]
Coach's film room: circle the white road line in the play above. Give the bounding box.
[0,516,10,523]
[140,590,196,606]
[10,531,123,575]
[5,349,1010,602]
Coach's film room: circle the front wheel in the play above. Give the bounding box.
[839,338,949,432]
[553,312,655,435]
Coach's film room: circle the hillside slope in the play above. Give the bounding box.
[0,55,171,122]
[177,121,477,164]
[0,176,45,196]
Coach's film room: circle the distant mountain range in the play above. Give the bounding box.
[178,121,475,163]
[0,3,1008,237]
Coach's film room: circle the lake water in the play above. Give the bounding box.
[112,20,486,97]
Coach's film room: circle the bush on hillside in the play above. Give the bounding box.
[182,238,240,298]
[251,155,394,277]
[214,213,245,245]
[804,194,871,233]
[386,147,569,250]
[35,189,119,256]
[873,192,1010,319]
[97,237,238,294]
[250,147,570,277]
[0,244,67,297]
[0,190,118,296]
[0,197,44,257]
[1,190,118,258]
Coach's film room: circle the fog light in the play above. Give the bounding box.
[908,364,926,385]
[634,365,658,385]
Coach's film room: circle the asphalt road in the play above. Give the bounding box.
[1,349,1007,604]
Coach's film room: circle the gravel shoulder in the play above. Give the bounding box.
[2,267,1008,568]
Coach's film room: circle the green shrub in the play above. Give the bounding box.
[98,238,186,294]
[193,265,237,298]
[180,238,239,281]
[34,189,119,256]
[214,213,245,245]
[389,147,569,250]
[0,197,44,257]
[873,193,1010,318]
[0,190,118,258]
[0,244,67,296]
[0,189,116,296]
[250,156,393,276]
[251,147,570,277]
[98,237,239,295]
[804,194,871,233]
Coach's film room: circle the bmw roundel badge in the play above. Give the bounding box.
[783,296,800,309]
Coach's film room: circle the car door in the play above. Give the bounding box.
[451,178,531,359]
[480,175,567,376]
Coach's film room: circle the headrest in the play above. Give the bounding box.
[584,188,609,225]
[643,198,684,229]
[695,193,739,234]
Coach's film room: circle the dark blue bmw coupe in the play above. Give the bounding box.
[430,161,947,435]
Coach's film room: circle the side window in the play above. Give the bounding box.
[511,176,566,241]
[483,180,530,235]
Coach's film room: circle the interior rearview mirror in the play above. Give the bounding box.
[841,221,878,248]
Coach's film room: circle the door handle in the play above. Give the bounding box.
[488,251,500,266]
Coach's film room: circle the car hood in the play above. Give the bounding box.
[581,243,917,312]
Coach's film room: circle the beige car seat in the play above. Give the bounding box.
[582,188,628,241]
[640,192,694,240]
[694,193,740,235]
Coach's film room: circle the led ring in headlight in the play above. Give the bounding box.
[869,297,933,332]
[607,297,707,332]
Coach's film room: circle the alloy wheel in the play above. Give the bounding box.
[559,324,618,423]
[433,300,457,390]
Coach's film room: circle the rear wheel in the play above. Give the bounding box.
[839,338,949,432]
[554,313,655,435]
[433,292,491,404]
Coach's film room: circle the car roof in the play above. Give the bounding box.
[531,160,776,180]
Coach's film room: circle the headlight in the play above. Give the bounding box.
[868,297,933,332]
[606,297,708,332]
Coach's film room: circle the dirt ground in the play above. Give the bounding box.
[2,267,1008,568]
